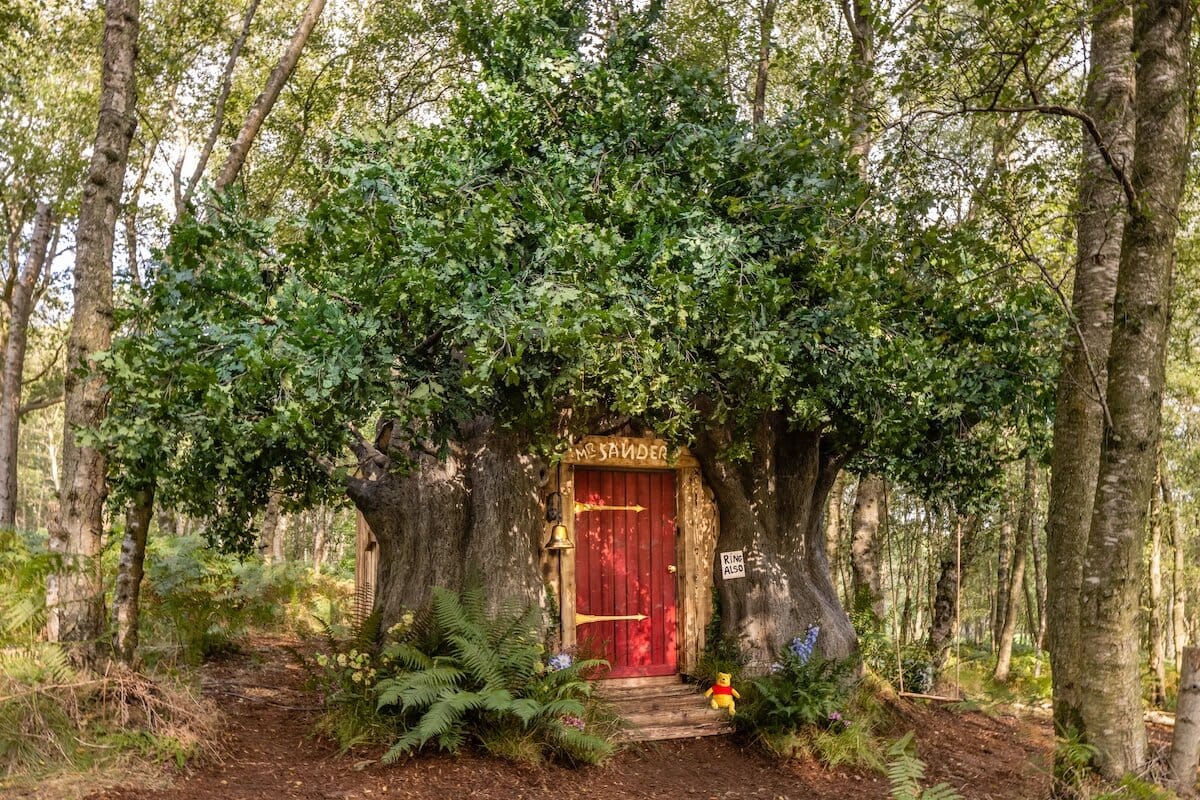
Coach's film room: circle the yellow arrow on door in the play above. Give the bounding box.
[575,613,648,625]
[574,502,645,514]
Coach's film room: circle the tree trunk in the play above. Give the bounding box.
[693,417,855,670]
[46,0,140,664]
[1045,0,1133,748]
[1163,460,1190,672]
[996,456,1035,682]
[312,504,326,574]
[849,474,886,621]
[345,421,549,633]
[825,470,844,601]
[272,510,288,563]
[1170,647,1200,797]
[214,0,327,192]
[1077,0,1192,778]
[840,0,875,171]
[1149,470,1168,707]
[181,0,261,209]
[111,484,154,664]
[0,201,54,527]
[993,510,1013,648]
[751,0,777,126]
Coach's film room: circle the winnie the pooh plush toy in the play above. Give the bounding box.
[705,672,740,716]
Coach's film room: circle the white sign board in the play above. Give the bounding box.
[720,550,746,580]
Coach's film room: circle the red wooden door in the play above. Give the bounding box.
[573,469,677,678]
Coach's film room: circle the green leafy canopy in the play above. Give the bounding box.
[96,0,1059,549]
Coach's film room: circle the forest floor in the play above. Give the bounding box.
[23,635,1064,800]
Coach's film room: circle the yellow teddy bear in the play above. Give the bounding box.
[705,672,740,716]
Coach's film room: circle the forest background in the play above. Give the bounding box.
[2,0,1200,797]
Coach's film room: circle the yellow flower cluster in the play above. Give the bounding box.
[316,648,377,685]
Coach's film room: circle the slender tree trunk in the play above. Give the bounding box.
[46,0,140,664]
[825,470,843,598]
[1045,0,1134,751]
[0,202,54,527]
[312,505,326,574]
[214,0,327,192]
[996,456,1035,681]
[751,0,778,126]
[272,510,288,563]
[1170,647,1200,797]
[993,511,1014,648]
[839,0,874,170]
[1076,0,1192,777]
[181,0,261,209]
[1163,460,1190,672]
[849,474,886,621]
[1030,494,1048,658]
[927,516,981,671]
[111,484,153,664]
[1149,471,1168,707]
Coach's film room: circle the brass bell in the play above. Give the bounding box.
[544,522,574,551]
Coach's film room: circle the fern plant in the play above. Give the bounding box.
[372,586,613,765]
[885,732,963,800]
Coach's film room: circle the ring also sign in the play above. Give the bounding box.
[720,550,746,580]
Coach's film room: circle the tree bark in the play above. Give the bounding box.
[0,201,54,527]
[1045,0,1133,746]
[1076,0,1193,778]
[1170,647,1200,797]
[993,508,1014,648]
[995,455,1035,682]
[839,0,874,171]
[751,0,778,126]
[46,0,140,664]
[111,484,154,664]
[825,470,844,600]
[181,0,261,208]
[1162,459,1190,672]
[214,0,327,192]
[693,417,855,670]
[849,474,886,621]
[1149,470,1168,707]
[927,515,981,671]
[346,421,549,633]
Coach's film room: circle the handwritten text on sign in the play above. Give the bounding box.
[572,440,669,464]
[720,550,746,580]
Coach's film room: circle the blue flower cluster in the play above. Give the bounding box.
[547,653,573,671]
[788,624,820,665]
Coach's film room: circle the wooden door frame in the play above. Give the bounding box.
[557,436,702,675]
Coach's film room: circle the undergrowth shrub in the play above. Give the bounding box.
[313,587,617,766]
[885,732,962,800]
[736,626,855,735]
[140,535,343,664]
[0,644,219,780]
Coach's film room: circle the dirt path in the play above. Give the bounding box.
[85,636,1053,800]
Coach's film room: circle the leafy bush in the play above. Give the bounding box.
[736,626,855,737]
[0,529,60,646]
[313,588,616,766]
[375,587,613,765]
[886,732,962,800]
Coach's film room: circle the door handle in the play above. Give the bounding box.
[576,613,648,625]
[667,564,677,574]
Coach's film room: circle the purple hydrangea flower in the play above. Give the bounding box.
[548,653,573,671]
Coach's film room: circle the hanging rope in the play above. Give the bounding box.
[954,514,963,700]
